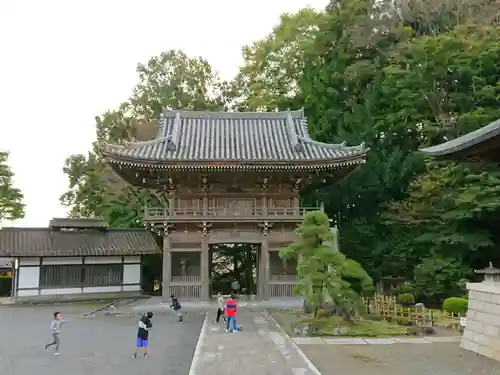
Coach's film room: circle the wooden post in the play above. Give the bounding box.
[200,240,210,301]
[162,235,172,301]
[260,238,269,300]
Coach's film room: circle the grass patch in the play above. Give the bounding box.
[270,309,409,337]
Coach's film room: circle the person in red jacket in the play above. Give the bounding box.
[224,294,238,332]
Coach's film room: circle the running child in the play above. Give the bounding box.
[45,311,68,355]
[133,312,154,358]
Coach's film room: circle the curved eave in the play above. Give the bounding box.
[420,119,500,159]
[100,152,367,172]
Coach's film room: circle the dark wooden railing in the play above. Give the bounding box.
[144,206,320,220]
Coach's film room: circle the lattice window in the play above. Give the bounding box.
[39,264,123,288]
[82,264,123,286]
[39,265,82,288]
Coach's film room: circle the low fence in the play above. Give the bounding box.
[362,295,462,329]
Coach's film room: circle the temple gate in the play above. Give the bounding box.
[100,109,366,300]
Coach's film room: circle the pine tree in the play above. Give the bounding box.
[280,211,373,319]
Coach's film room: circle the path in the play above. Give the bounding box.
[189,308,320,375]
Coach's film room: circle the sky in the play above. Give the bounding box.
[0,0,328,228]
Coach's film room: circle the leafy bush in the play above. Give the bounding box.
[393,284,415,295]
[443,297,468,315]
[396,293,415,307]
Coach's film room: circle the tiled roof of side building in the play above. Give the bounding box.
[0,228,161,257]
[100,109,367,163]
[420,118,500,157]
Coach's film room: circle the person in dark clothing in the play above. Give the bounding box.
[133,312,153,358]
[170,294,183,322]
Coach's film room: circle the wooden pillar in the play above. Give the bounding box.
[293,197,300,214]
[200,240,210,301]
[162,235,172,301]
[260,238,269,300]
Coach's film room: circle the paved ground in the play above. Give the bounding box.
[0,304,204,375]
[300,342,500,375]
[190,309,319,375]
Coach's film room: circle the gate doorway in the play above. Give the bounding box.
[209,243,258,296]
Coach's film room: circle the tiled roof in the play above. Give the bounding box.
[100,109,367,165]
[420,118,500,158]
[0,228,161,257]
[49,217,107,229]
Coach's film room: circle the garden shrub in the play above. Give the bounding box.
[394,284,415,295]
[396,293,415,307]
[443,297,468,315]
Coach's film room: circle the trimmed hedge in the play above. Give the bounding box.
[394,284,415,295]
[396,293,415,307]
[443,297,468,315]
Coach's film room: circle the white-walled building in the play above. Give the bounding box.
[0,218,160,301]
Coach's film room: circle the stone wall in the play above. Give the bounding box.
[461,282,500,361]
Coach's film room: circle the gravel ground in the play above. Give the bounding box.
[0,304,204,375]
[300,342,500,375]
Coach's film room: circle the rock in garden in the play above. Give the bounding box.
[292,323,313,337]
[332,326,348,336]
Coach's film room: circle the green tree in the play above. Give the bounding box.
[384,161,500,304]
[297,2,500,290]
[0,151,25,224]
[231,8,328,111]
[280,211,372,318]
[375,24,500,303]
